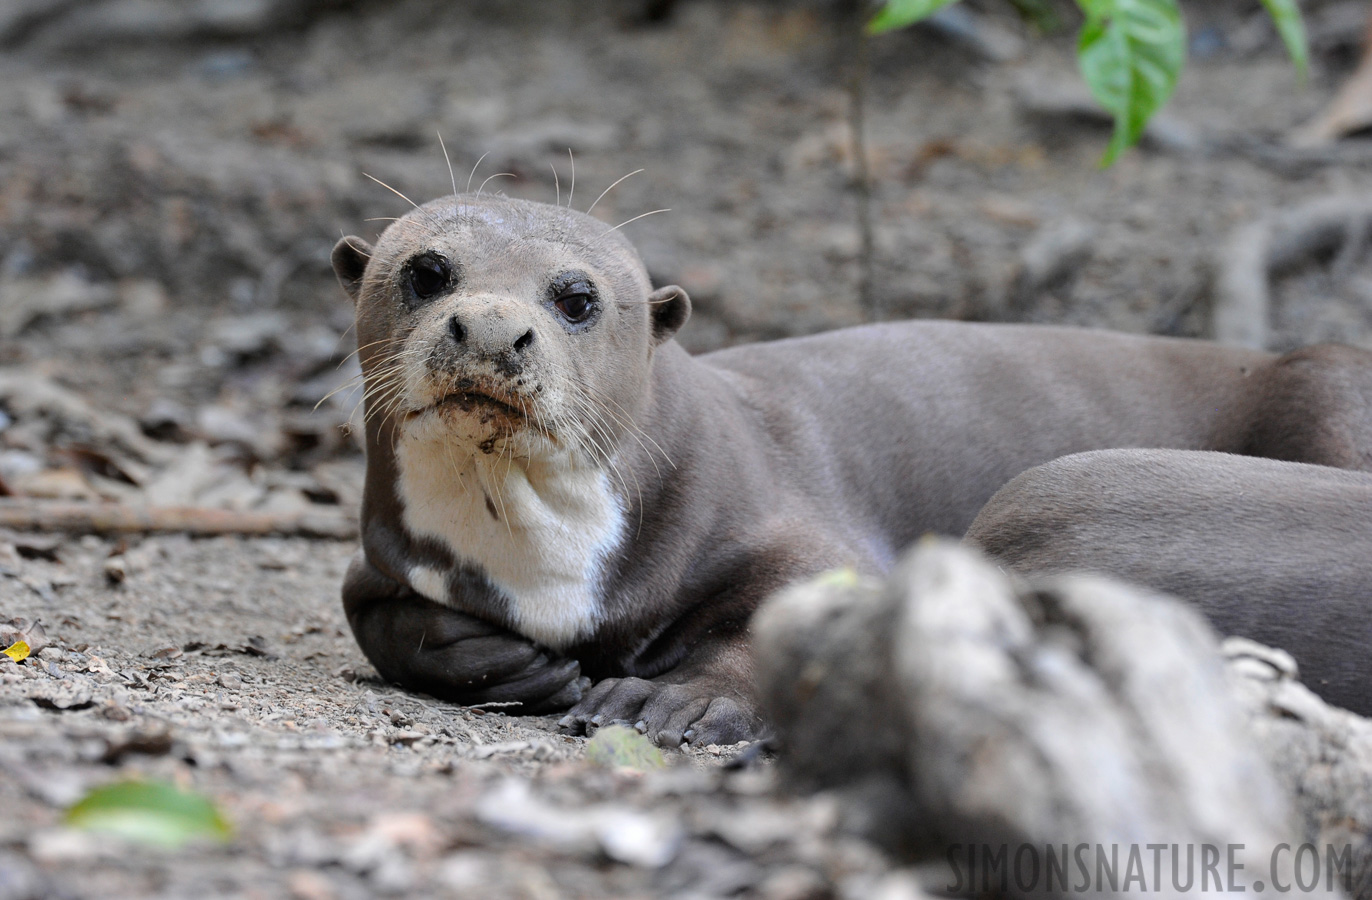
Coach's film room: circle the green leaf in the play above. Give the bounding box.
[64,780,232,848]
[1258,0,1308,77]
[1076,0,1186,166]
[867,0,963,34]
[585,725,666,770]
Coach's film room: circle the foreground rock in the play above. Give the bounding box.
[1227,639,1372,899]
[755,541,1363,899]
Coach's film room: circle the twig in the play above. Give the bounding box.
[0,499,357,539]
[846,3,878,320]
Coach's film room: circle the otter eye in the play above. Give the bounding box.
[548,274,598,325]
[554,291,591,321]
[406,252,450,301]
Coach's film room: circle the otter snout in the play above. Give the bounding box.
[440,299,538,376]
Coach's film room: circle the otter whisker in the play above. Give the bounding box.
[572,391,623,460]
[360,177,447,239]
[380,214,446,246]
[351,357,424,399]
[486,438,516,542]
[566,378,671,481]
[570,400,645,535]
[338,336,406,367]
[604,208,671,235]
[437,130,459,198]
[477,172,516,195]
[339,234,374,260]
[363,173,424,212]
[440,440,471,533]
[581,413,643,529]
[466,151,490,194]
[343,335,407,359]
[554,381,637,483]
[524,397,555,451]
[586,168,644,216]
[313,375,369,411]
[364,344,439,428]
[595,407,662,488]
[360,361,424,425]
[566,148,576,209]
[596,391,676,469]
[584,400,647,489]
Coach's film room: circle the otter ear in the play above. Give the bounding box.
[331,236,374,303]
[647,285,690,346]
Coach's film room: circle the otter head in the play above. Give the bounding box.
[332,194,690,466]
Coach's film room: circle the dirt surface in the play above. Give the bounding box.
[2,0,1372,897]
[3,536,895,900]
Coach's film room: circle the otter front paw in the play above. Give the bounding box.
[558,676,764,747]
[343,555,584,714]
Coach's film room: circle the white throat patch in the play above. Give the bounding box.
[394,435,625,650]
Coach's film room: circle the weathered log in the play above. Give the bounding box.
[754,541,1344,899]
[1227,639,1372,900]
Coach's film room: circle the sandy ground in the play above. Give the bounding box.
[4,535,894,899]
[3,0,1372,896]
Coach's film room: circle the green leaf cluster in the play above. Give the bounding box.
[868,0,1309,166]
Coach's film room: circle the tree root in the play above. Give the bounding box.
[1213,196,1372,348]
[1290,6,1372,147]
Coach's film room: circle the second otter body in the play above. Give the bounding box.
[333,193,1372,745]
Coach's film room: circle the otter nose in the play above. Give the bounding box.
[447,314,534,355]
